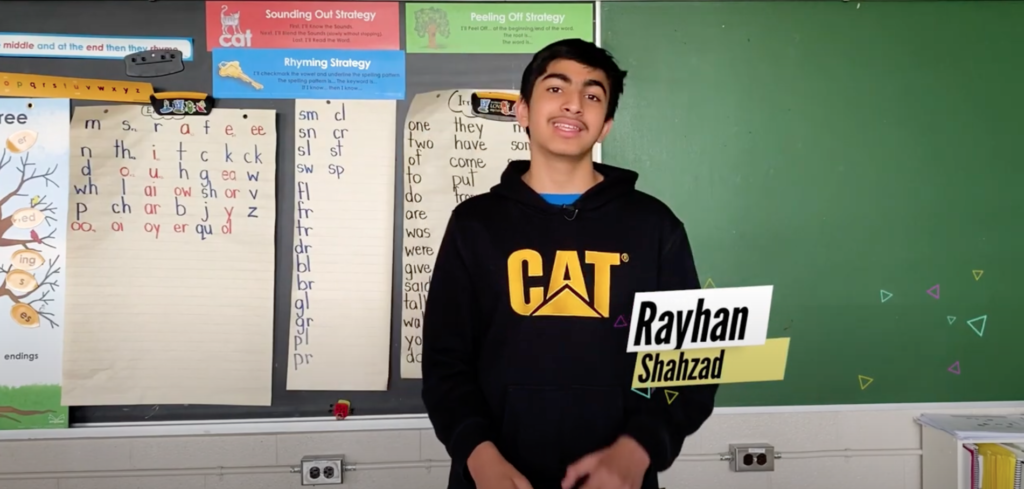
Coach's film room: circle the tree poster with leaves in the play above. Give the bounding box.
[0,98,69,430]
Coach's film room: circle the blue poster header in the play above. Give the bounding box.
[212,48,406,100]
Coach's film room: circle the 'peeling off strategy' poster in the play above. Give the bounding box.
[212,48,405,100]
[404,3,593,54]
[0,98,70,430]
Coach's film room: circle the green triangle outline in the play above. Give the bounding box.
[631,387,652,399]
[967,315,987,337]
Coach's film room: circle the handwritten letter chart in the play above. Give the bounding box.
[289,100,396,391]
[400,89,529,379]
[63,105,277,406]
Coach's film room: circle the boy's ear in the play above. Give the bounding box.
[597,118,614,143]
[514,97,529,128]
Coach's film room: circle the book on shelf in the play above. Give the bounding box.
[917,413,1024,440]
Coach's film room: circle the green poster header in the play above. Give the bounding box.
[405,3,594,54]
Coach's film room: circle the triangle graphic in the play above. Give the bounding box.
[613,315,628,328]
[703,278,716,289]
[947,316,956,325]
[926,284,940,300]
[948,361,961,375]
[665,390,679,405]
[532,286,602,318]
[880,290,893,303]
[973,270,984,281]
[632,387,652,399]
[967,315,987,337]
[858,375,873,390]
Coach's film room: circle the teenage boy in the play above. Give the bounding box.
[421,38,719,489]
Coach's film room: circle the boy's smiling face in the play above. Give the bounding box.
[516,59,614,159]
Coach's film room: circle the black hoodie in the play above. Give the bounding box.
[421,160,719,489]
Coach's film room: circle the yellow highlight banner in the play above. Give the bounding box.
[0,72,154,103]
[632,338,790,389]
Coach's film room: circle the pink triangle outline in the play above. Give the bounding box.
[614,315,628,328]
[948,361,960,375]
[927,284,940,300]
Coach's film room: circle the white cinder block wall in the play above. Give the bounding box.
[0,405,1020,489]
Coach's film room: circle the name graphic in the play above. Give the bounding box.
[626,285,788,389]
[631,338,791,389]
[626,285,773,353]
[635,349,726,384]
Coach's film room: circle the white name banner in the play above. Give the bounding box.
[626,285,774,353]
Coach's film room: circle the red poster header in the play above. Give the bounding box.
[206,1,399,50]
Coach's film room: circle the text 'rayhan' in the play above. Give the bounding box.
[625,285,773,353]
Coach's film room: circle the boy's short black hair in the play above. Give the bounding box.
[519,38,628,121]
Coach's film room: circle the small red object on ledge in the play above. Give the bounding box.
[333,400,351,419]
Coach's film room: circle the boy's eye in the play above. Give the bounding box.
[547,87,562,93]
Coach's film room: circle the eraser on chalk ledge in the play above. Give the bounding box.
[125,49,184,78]
[333,400,351,419]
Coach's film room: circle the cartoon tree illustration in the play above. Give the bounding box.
[0,141,62,330]
[414,7,450,49]
[0,257,62,329]
[0,147,59,250]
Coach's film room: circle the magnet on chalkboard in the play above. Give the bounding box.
[471,91,518,122]
[333,400,351,420]
[125,49,184,78]
[149,92,214,116]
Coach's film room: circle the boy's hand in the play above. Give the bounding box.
[560,436,650,489]
[468,442,534,489]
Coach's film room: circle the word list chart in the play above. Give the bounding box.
[289,99,396,391]
[399,89,529,378]
[63,105,277,406]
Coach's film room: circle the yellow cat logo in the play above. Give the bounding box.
[507,249,622,318]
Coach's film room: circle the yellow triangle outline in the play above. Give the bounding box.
[973,270,984,281]
[703,278,716,289]
[665,390,679,405]
[858,375,873,390]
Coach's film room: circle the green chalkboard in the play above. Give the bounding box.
[602,1,1024,407]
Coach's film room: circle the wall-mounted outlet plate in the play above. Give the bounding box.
[729,443,776,472]
[300,454,344,485]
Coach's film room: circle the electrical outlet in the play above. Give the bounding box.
[300,454,344,485]
[729,443,775,472]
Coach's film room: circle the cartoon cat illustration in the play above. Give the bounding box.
[220,5,242,36]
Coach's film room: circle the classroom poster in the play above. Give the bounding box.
[211,48,405,100]
[287,100,396,391]
[399,89,529,379]
[404,3,593,53]
[205,1,400,50]
[62,105,277,407]
[0,98,70,430]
